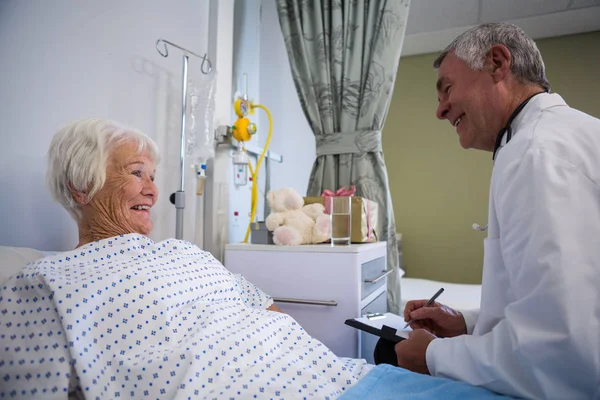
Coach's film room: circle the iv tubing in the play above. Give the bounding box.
[243,103,273,243]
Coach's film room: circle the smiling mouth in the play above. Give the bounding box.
[454,114,464,127]
[131,205,151,211]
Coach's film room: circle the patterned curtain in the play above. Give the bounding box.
[275,0,410,314]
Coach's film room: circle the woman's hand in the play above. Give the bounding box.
[267,303,283,313]
[403,300,467,338]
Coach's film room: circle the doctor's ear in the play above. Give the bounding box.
[68,182,90,205]
[486,44,512,83]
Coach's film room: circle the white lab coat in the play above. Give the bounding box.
[426,93,600,399]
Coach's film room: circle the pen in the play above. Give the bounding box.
[403,287,444,329]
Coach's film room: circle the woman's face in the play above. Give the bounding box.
[82,141,157,237]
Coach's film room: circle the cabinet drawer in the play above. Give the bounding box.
[361,256,387,300]
[224,243,388,360]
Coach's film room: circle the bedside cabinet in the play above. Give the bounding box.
[224,242,388,364]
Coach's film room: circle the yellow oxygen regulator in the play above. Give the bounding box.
[230,95,273,243]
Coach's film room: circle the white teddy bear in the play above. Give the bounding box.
[265,187,330,246]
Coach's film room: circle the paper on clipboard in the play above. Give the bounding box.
[355,313,413,339]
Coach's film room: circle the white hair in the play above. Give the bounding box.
[46,118,160,221]
[433,23,551,92]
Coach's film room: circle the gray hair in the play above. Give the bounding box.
[433,23,550,92]
[47,118,160,221]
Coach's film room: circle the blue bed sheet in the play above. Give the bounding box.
[339,364,521,400]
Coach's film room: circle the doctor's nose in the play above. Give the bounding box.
[436,101,450,120]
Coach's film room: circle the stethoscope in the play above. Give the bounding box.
[472,222,488,231]
[473,91,546,232]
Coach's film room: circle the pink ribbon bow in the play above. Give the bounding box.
[321,186,356,198]
[321,186,356,215]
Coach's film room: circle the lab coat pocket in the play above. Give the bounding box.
[481,238,509,320]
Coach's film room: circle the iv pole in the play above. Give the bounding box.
[156,39,212,240]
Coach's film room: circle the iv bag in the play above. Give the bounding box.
[186,71,217,166]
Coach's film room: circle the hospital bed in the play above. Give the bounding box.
[401,277,482,314]
[397,233,482,314]
[1,245,483,332]
[2,245,511,399]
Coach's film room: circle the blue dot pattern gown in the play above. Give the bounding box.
[0,233,372,399]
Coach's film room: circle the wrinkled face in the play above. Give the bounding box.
[83,141,157,237]
[435,52,504,151]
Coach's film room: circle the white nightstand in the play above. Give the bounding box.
[224,242,388,363]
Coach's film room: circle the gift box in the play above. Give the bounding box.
[304,187,378,243]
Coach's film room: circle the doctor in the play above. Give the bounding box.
[395,23,600,399]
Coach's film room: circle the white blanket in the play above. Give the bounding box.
[0,234,372,399]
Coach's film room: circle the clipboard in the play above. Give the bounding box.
[345,312,411,343]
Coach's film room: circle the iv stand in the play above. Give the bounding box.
[156,39,212,240]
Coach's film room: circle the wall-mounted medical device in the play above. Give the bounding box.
[229,87,275,243]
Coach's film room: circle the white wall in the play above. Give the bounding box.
[0,0,210,251]
[0,0,314,252]
[257,0,316,197]
[226,0,315,244]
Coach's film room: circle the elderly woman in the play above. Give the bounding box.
[0,118,372,399]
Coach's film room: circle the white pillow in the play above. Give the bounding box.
[0,246,47,285]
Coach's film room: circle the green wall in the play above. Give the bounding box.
[384,30,600,284]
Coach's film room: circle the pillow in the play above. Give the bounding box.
[0,246,47,285]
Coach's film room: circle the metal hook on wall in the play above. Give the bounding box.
[155,39,212,74]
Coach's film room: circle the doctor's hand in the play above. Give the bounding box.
[404,300,467,338]
[395,329,436,375]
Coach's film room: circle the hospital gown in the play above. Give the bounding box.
[0,234,372,399]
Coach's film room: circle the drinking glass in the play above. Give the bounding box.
[329,196,351,246]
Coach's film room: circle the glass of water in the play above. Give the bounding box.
[329,196,351,246]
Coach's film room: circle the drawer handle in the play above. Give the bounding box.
[273,297,338,306]
[364,269,392,284]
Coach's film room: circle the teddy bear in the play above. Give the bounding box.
[265,187,330,246]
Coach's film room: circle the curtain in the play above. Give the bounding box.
[276,0,410,314]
